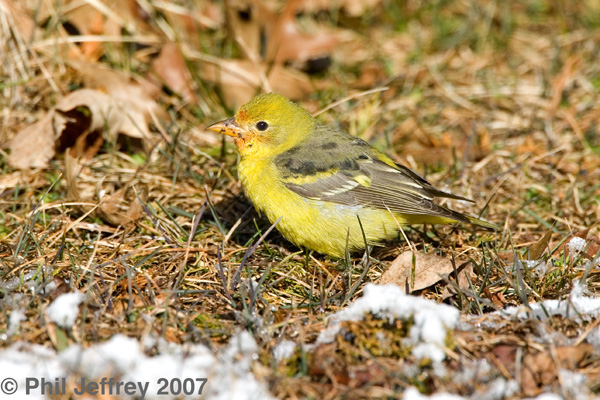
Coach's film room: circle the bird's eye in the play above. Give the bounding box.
[256,121,269,131]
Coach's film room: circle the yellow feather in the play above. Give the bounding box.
[282,169,340,186]
[353,174,372,188]
[239,157,402,257]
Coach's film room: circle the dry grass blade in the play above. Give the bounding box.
[2,1,600,399]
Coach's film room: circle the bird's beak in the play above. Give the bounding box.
[207,117,244,139]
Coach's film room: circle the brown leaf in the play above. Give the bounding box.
[224,0,337,69]
[441,262,474,300]
[521,344,594,397]
[528,229,552,260]
[225,0,268,58]
[0,0,36,41]
[585,238,600,260]
[80,9,105,61]
[265,0,339,66]
[379,251,456,293]
[481,286,507,309]
[66,150,145,227]
[497,251,515,263]
[41,0,142,61]
[297,0,383,17]
[200,59,313,108]
[97,187,146,227]
[7,113,55,169]
[71,61,163,133]
[151,42,197,103]
[8,88,157,169]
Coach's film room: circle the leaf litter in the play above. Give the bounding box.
[2,0,600,399]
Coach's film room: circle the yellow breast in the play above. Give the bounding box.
[237,157,400,257]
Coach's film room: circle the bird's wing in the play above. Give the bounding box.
[274,128,472,222]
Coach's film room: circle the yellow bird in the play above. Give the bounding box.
[208,93,496,257]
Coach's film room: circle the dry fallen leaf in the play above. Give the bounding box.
[225,0,338,69]
[521,344,594,397]
[151,42,197,103]
[70,60,163,126]
[8,113,55,169]
[528,229,553,260]
[200,59,313,108]
[65,151,145,227]
[96,186,146,227]
[265,0,339,67]
[225,0,269,58]
[441,262,474,300]
[196,0,340,104]
[36,0,142,61]
[8,88,156,169]
[379,251,457,293]
[0,0,36,41]
[480,286,507,309]
[297,0,383,17]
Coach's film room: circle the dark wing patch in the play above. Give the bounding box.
[274,124,472,223]
[282,158,471,223]
[275,130,363,180]
[392,163,471,202]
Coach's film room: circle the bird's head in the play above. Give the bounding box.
[208,93,316,158]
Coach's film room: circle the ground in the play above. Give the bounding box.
[1,0,600,399]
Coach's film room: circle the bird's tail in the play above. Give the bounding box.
[437,203,499,230]
[465,214,499,230]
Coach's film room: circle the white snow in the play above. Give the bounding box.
[558,369,588,399]
[46,292,85,328]
[4,280,600,399]
[60,334,146,378]
[525,259,548,276]
[6,309,26,337]
[317,284,459,363]
[0,331,275,400]
[403,387,465,399]
[567,237,587,255]
[273,340,296,362]
[525,394,563,400]
[481,378,519,400]
[0,342,67,400]
[502,281,600,321]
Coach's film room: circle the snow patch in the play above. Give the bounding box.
[273,340,296,362]
[525,394,564,400]
[0,342,67,400]
[0,331,275,400]
[567,237,587,255]
[403,387,465,399]
[502,281,600,321]
[6,309,26,337]
[558,368,588,399]
[317,284,459,363]
[46,292,85,328]
[525,259,548,276]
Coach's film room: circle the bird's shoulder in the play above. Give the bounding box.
[274,124,377,181]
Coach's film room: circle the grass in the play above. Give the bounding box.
[2,0,600,398]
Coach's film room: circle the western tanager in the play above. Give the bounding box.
[208,93,496,257]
